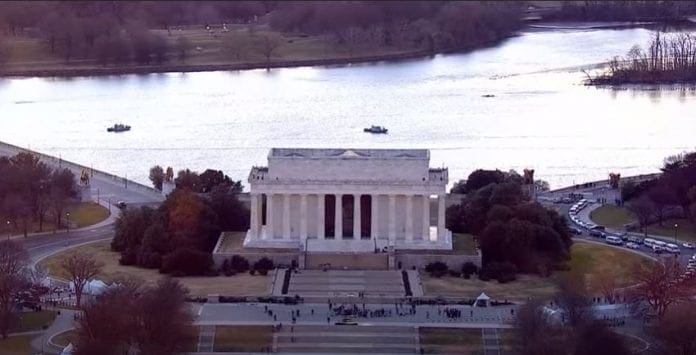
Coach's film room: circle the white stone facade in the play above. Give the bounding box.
[244,148,452,252]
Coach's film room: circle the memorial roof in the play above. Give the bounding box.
[269,148,429,159]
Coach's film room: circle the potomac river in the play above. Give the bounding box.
[1,25,696,189]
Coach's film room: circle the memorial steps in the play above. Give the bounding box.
[306,252,388,270]
[287,270,406,297]
[274,325,419,354]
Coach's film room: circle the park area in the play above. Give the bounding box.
[4,201,109,236]
[590,205,696,242]
[214,326,273,352]
[38,240,270,297]
[422,241,652,300]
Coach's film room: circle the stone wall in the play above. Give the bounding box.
[395,253,482,270]
[213,251,300,269]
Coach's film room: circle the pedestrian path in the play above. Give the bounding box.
[197,325,216,352]
[482,327,501,355]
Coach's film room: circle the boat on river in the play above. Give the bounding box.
[107,123,131,132]
[363,125,388,134]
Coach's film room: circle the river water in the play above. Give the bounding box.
[1,26,695,190]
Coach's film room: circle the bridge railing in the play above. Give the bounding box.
[0,140,163,198]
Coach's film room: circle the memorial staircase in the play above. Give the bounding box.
[274,325,419,354]
[287,270,406,298]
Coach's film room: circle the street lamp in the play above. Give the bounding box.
[66,212,71,235]
[5,220,10,240]
[674,223,678,243]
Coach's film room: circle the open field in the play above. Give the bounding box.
[66,202,109,228]
[646,218,696,243]
[39,241,270,297]
[12,310,56,333]
[0,25,425,76]
[2,201,109,235]
[423,241,652,300]
[589,205,636,229]
[419,327,482,354]
[214,325,273,352]
[51,329,77,348]
[0,335,34,355]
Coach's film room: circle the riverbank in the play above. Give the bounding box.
[0,26,507,78]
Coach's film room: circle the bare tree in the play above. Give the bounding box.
[590,266,619,304]
[61,251,104,308]
[648,185,676,226]
[0,240,29,338]
[652,301,696,355]
[627,195,655,237]
[556,274,591,327]
[629,258,695,317]
[258,33,283,68]
[514,300,568,355]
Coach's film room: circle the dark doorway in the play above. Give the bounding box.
[360,195,371,238]
[325,195,335,238]
[343,195,353,238]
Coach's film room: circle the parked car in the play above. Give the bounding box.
[682,242,695,249]
[652,245,665,254]
[591,225,606,231]
[589,230,605,238]
[625,242,640,250]
[666,243,681,254]
[606,235,623,245]
[627,236,643,244]
[568,227,582,235]
[116,201,127,209]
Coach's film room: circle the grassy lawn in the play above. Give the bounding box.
[39,241,270,297]
[214,326,273,352]
[2,25,420,74]
[422,240,652,300]
[67,202,110,228]
[589,205,636,229]
[419,328,482,354]
[452,233,479,255]
[51,329,77,348]
[0,335,34,355]
[498,329,520,353]
[11,310,57,333]
[1,201,109,235]
[645,218,696,243]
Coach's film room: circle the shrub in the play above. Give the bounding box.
[230,255,250,273]
[119,249,137,266]
[253,257,274,276]
[480,261,517,283]
[136,251,162,269]
[160,248,213,276]
[223,269,236,277]
[249,269,256,276]
[461,261,478,276]
[220,259,230,272]
[425,261,449,278]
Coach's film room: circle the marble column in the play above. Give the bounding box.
[300,194,308,242]
[422,194,430,241]
[250,193,259,238]
[388,194,396,244]
[353,194,361,239]
[283,194,291,240]
[335,194,343,240]
[405,195,413,241]
[266,193,274,239]
[371,194,378,240]
[437,194,446,241]
[317,194,325,240]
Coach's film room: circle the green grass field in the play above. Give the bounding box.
[419,328,482,354]
[11,310,57,333]
[51,329,77,348]
[646,218,696,243]
[67,202,110,228]
[214,326,272,352]
[589,205,636,229]
[0,335,34,355]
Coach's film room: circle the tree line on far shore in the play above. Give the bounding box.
[546,1,696,22]
[0,152,79,236]
[114,167,248,276]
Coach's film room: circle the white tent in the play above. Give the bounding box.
[60,343,74,355]
[70,279,109,295]
[475,292,491,307]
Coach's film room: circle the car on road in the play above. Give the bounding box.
[605,235,623,246]
[589,230,605,238]
[682,242,695,249]
[627,236,643,244]
[625,242,640,250]
[666,243,681,254]
[590,225,606,231]
[116,201,127,209]
[652,245,666,254]
[335,317,358,326]
[568,227,582,235]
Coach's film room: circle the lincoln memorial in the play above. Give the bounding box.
[244,148,452,253]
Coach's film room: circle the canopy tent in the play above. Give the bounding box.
[474,292,491,307]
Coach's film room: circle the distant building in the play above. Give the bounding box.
[244,148,452,253]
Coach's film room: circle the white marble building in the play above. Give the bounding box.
[244,148,452,252]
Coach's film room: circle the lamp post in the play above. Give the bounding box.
[66,212,70,235]
[674,223,678,243]
[5,220,10,240]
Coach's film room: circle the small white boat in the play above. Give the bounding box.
[363,125,388,134]
[107,123,131,132]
